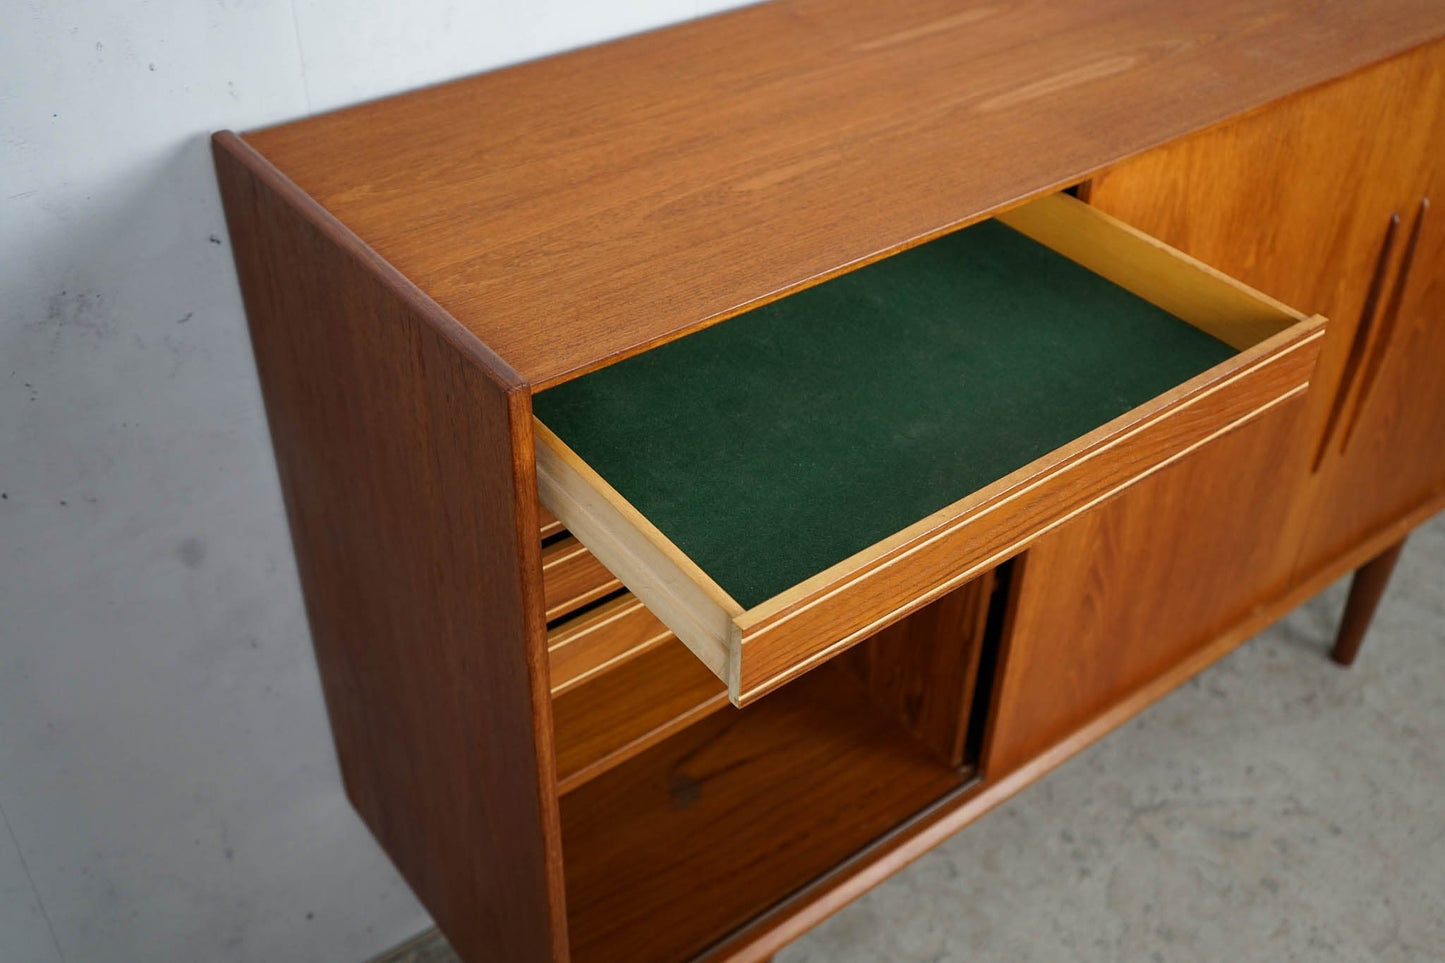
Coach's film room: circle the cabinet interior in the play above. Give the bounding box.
[549,566,1013,961]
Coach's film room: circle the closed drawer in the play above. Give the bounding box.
[538,504,566,540]
[541,535,622,623]
[547,593,675,696]
[534,192,1324,705]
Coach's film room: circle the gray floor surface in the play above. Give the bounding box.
[392,514,1445,963]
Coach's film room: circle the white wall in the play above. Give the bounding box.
[0,2,747,960]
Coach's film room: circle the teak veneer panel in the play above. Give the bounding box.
[547,593,673,696]
[984,393,1315,776]
[1088,40,1445,351]
[541,536,622,623]
[539,505,565,541]
[1301,190,1445,576]
[841,572,995,769]
[560,663,968,963]
[551,636,729,794]
[1086,35,1445,612]
[240,0,1444,387]
[698,490,1445,963]
[212,135,566,961]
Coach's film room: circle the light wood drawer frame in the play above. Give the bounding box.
[536,193,1325,705]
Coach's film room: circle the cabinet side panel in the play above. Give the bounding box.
[213,134,566,962]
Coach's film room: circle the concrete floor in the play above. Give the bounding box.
[389,514,1445,963]
[781,514,1445,963]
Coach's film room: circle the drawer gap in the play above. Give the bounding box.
[965,556,1017,769]
[539,504,567,542]
[544,586,629,636]
[541,535,623,624]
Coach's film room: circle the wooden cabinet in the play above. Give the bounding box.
[1088,38,1445,586]
[985,37,1445,783]
[989,38,1445,780]
[215,5,1445,960]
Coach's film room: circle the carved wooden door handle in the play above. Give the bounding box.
[1338,196,1430,453]
[1312,212,1400,470]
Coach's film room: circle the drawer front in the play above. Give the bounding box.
[541,535,622,623]
[731,327,1320,700]
[538,504,566,540]
[535,193,1324,705]
[547,593,673,696]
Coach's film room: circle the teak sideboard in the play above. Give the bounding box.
[213,3,1445,960]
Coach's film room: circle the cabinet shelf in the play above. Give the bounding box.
[560,662,973,962]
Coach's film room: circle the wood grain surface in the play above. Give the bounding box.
[983,394,1313,776]
[1298,117,1445,578]
[547,593,673,696]
[212,134,568,961]
[241,0,1443,388]
[699,488,1445,963]
[535,420,742,688]
[841,572,994,769]
[1086,36,1445,594]
[541,536,622,623]
[731,323,1322,703]
[560,663,967,963]
[1089,39,1445,344]
[539,505,566,541]
[552,636,729,794]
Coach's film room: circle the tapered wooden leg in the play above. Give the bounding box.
[1332,537,1407,666]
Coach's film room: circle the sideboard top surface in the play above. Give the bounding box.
[242,0,1444,389]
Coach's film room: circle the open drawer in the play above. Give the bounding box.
[534,192,1324,706]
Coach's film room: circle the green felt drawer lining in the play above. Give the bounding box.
[533,218,1236,610]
